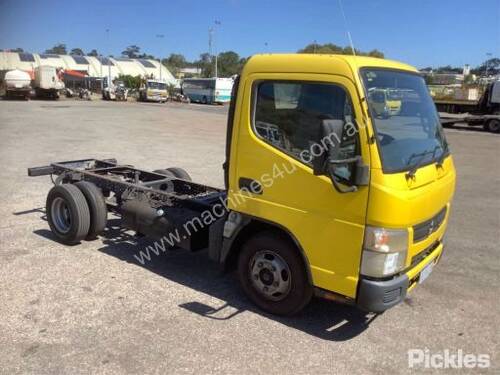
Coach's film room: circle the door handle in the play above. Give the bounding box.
[238,177,263,195]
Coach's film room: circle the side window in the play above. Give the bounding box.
[254,81,358,171]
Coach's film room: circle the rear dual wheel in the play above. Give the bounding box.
[46,182,107,245]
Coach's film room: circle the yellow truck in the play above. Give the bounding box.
[368,88,402,118]
[28,54,456,315]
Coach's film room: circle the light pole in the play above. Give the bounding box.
[106,29,111,87]
[209,20,221,77]
[156,34,164,81]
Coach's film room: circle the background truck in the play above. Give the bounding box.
[28,54,455,316]
[139,79,168,103]
[33,65,65,99]
[102,78,128,101]
[3,69,32,100]
[435,81,500,133]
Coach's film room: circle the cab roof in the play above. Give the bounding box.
[242,54,417,78]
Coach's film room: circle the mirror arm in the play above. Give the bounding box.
[328,156,361,165]
[326,166,358,194]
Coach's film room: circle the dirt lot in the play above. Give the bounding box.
[0,100,499,374]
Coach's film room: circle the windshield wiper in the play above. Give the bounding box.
[435,142,449,167]
[405,145,441,179]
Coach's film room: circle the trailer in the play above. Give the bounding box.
[34,65,65,99]
[3,69,31,100]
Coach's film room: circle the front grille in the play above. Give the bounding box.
[413,207,447,243]
[411,241,440,268]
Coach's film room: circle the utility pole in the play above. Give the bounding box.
[156,34,165,81]
[106,29,111,87]
[209,20,221,78]
[208,27,214,77]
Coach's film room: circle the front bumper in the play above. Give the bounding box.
[357,274,409,312]
[356,241,444,313]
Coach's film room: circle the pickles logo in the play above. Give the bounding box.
[408,348,490,369]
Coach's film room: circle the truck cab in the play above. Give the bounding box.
[222,54,455,314]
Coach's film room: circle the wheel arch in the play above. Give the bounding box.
[222,214,313,285]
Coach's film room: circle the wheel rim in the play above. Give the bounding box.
[249,250,291,301]
[51,197,71,233]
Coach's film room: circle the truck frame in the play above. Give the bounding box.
[28,158,227,252]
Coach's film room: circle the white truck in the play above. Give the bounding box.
[34,65,65,99]
[3,69,32,100]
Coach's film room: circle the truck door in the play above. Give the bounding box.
[228,73,371,297]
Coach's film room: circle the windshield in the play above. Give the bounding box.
[362,69,448,173]
[147,82,167,90]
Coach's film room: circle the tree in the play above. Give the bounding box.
[217,51,244,77]
[70,48,84,56]
[434,65,462,74]
[87,49,99,56]
[472,58,500,76]
[367,49,384,58]
[195,53,213,77]
[117,74,142,89]
[45,43,67,54]
[162,53,188,76]
[298,42,384,58]
[11,47,24,52]
[121,45,141,58]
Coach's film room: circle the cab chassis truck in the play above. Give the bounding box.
[436,81,500,133]
[28,54,456,316]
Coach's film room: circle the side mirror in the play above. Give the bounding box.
[313,119,369,193]
[313,119,344,175]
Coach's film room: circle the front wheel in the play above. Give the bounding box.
[485,118,500,133]
[237,231,313,315]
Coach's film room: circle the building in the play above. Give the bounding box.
[0,51,176,87]
[177,67,202,79]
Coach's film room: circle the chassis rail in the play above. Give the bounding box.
[28,158,225,210]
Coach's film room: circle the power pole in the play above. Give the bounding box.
[208,27,217,78]
[156,34,165,81]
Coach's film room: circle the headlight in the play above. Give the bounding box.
[360,226,408,278]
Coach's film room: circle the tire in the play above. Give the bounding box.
[46,184,91,245]
[237,231,313,315]
[166,167,192,181]
[74,181,108,239]
[485,119,500,133]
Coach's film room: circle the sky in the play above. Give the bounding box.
[0,0,499,69]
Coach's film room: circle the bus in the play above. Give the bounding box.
[181,78,233,104]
